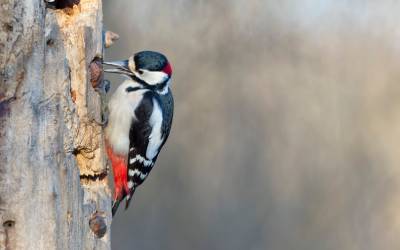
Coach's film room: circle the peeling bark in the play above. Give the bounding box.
[0,0,111,249]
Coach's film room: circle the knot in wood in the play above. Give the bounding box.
[104,31,120,48]
[89,59,103,89]
[3,220,15,229]
[89,211,107,238]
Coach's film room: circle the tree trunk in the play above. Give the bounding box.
[0,0,111,249]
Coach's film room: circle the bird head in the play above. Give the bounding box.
[103,51,172,89]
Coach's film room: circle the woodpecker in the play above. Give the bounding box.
[103,51,173,216]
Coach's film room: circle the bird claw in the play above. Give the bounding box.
[93,115,108,127]
[94,79,111,95]
[92,79,110,128]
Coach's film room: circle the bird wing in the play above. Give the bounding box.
[125,91,165,209]
[112,91,173,215]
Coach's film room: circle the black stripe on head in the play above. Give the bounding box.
[134,51,168,72]
[125,86,142,92]
[131,74,169,92]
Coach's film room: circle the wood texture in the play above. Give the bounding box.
[0,0,111,249]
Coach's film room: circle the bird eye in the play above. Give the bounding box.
[137,69,144,75]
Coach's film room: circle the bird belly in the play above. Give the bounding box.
[105,104,132,156]
[105,81,148,155]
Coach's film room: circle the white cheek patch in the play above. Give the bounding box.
[135,70,169,85]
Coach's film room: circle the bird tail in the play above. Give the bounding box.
[112,199,121,217]
[112,187,136,216]
[106,142,129,217]
[125,188,136,210]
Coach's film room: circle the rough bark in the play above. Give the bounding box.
[0,0,111,249]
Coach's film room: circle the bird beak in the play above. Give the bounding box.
[103,60,133,76]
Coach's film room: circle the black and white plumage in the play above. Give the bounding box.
[103,51,173,216]
[125,89,174,206]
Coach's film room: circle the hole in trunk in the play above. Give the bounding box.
[46,38,55,46]
[3,220,15,228]
[45,0,80,9]
[89,57,103,89]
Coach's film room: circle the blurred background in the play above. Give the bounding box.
[103,1,400,249]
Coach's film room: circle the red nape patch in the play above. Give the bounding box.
[162,62,173,76]
[106,144,129,200]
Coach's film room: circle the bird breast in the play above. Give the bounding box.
[105,80,148,156]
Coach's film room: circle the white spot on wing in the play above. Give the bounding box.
[129,158,137,164]
[131,169,141,176]
[146,100,163,160]
[130,155,153,166]
[128,169,149,181]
